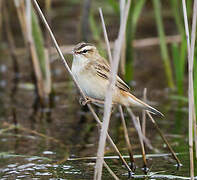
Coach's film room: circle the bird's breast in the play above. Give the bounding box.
[71,61,107,100]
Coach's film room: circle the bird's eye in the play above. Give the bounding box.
[82,49,88,53]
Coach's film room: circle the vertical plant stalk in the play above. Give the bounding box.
[32,9,52,96]
[94,1,131,179]
[89,12,102,44]
[182,0,197,178]
[14,0,45,99]
[125,0,146,82]
[3,1,20,102]
[80,0,91,42]
[99,10,132,174]
[127,107,154,151]
[26,0,45,99]
[136,117,148,172]
[14,0,28,43]
[170,0,186,96]
[194,114,197,159]
[120,40,126,76]
[153,0,174,89]
[118,105,135,172]
[3,2,19,78]
[146,112,181,165]
[120,0,126,76]
[190,1,197,162]
[44,49,51,94]
[44,0,52,95]
[98,8,131,174]
[31,0,131,175]
[127,108,150,171]
[0,0,3,40]
[99,8,112,65]
[142,88,147,135]
[44,0,52,48]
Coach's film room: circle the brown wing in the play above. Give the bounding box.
[93,58,130,92]
[116,76,130,92]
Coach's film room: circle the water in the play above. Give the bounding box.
[0,52,193,179]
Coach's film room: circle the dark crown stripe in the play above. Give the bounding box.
[74,42,93,51]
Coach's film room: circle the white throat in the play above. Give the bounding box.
[71,54,89,75]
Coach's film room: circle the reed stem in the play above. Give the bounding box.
[118,105,135,172]
[153,0,174,89]
[182,0,197,178]
[94,1,131,179]
[136,117,148,173]
[142,88,147,136]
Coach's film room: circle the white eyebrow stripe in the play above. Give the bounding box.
[80,45,95,52]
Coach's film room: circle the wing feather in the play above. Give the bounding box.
[92,60,130,92]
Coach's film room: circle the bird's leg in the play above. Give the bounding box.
[88,97,105,105]
[79,96,106,106]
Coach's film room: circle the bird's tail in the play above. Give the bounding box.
[125,92,164,117]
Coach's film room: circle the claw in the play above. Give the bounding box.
[79,97,91,106]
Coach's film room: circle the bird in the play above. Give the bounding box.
[71,42,163,117]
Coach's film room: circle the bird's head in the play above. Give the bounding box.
[72,42,99,59]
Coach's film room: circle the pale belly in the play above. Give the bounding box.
[74,72,108,100]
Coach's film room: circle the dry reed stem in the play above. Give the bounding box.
[26,0,45,99]
[0,0,3,39]
[190,0,197,162]
[94,1,131,179]
[44,0,52,48]
[44,0,52,95]
[118,105,135,171]
[146,112,181,165]
[103,161,120,180]
[194,114,197,159]
[32,0,131,175]
[99,8,112,65]
[98,8,125,177]
[182,0,197,178]
[142,88,147,136]
[136,117,147,171]
[126,107,149,170]
[44,49,52,94]
[120,39,126,76]
[119,0,126,76]
[13,0,28,43]
[14,0,45,98]
[126,107,154,151]
[133,34,181,48]
[3,2,19,71]
[44,0,52,96]
[13,34,181,58]
[26,0,31,39]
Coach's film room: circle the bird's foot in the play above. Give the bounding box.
[79,97,91,106]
